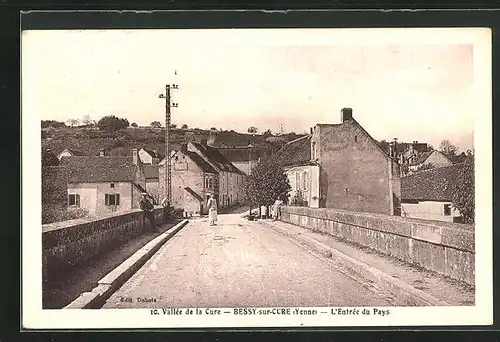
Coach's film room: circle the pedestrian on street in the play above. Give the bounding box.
[140,192,158,232]
[272,195,284,221]
[207,193,218,226]
[160,195,169,221]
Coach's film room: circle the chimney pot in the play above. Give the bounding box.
[310,127,313,134]
[341,108,353,122]
[132,148,138,165]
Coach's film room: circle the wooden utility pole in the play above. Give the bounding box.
[158,83,179,214]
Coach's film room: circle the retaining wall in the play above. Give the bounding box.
[280,206,475,286]
[42,207,165,285]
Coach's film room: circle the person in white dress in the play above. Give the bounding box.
[207,194,218,226]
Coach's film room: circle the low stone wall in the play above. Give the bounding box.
[42,207,165,285]
[280,206,475,286]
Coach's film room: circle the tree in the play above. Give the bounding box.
[262,129,272,138]
[66,118,80,127]
[82,115,94,126]
[439,140,458,160]
[151,121,162,128]
[41,120,66,128]
[248,126,258,134]
[452,150,474,224]
[244,156,291,214]
[97,115,129,132]
[181,124,188,129]
[131,122,138,127]
[170,124,177,129]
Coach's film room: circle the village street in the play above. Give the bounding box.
[103,212,393,309]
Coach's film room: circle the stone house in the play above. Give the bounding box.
[276,108,401,216]
[159,142,246,213]
[56,148,84,160]
[59,149,149,217]
[408,149,453,173]
[143,165,160,204]
[138,147,163,165]
[159,145,219,216]
[401,164,461,222]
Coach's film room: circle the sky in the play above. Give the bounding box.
[22,28,488,152]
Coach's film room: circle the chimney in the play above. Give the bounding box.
[310,127,313,134]
[132,148,138,165]
[201,139,208,146]
[153,149,158,156]
[180,143,188,153]
[341,108,353,122]
[99,148,105,156]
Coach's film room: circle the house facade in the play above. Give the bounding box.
[139,147,163,165]
[158,146,219,216]
[401,164,461,222]
[408,149,453,172]
[60,149,148,217]
[143,165,160,204]
[57,148,84,160]
[276,108,401,216]
[159,142,245,213]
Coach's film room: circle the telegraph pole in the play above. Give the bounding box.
[158,83,179,216]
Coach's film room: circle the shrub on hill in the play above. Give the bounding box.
[97,115,130,132]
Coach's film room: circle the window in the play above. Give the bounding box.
[205,176,214,189]
[110,183,115,188]
[105,194,120,206]
[444,204,451,216]
[68,194,80,207]
[295,172,300,190]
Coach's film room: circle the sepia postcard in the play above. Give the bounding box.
[22,26,492,329]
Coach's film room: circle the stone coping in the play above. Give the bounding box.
[281,206,475,253]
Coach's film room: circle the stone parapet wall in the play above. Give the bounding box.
[42,207,165,284]
[280,206,474,286]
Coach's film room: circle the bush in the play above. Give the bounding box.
[42,207,89,224]
[452,152,474,224]
[97,115,130,132]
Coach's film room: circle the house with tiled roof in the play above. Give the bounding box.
[139,147,164,165]
[143,164,160,203]
[58,148,149,216]
[56,148,85,160]
[401,164,462,222]
[275,135,320,208]
[275,108,401,215]
[408,149,453,173]
[159,142,246,214]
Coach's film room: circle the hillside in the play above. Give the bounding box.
[41,125,305,158]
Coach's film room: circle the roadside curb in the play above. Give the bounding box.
[260,220,450,307]
[64,219,189,309]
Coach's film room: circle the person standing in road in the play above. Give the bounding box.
[207,194,218,226]
[160,195,169,221]
[272,194,284,221]
[140,192,158,232]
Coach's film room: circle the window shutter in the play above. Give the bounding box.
[76,194,80,207]
[116,194,120,205]
[105,194,109,206]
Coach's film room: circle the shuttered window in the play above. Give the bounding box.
[105,194,120,206]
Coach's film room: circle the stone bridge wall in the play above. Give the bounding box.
[280,206,475,286]
[42,207,165,285]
